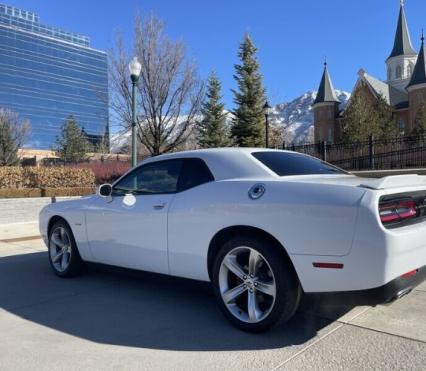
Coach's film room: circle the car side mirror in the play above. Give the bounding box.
[98,184,112,197]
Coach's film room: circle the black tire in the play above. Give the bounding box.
[212,234,301,333]
[48,220,84,278]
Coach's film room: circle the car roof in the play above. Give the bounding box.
[139,148,284,180]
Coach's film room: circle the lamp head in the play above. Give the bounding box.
[263,101,272,115]
[129,57,142,81]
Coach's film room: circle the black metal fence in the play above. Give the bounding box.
[279,135,426,171]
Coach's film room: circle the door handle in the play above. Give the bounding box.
[153,202,166,210]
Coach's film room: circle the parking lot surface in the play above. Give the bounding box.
[0,238,425,371]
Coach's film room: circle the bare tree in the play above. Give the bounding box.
[268,122,285,148]
[0,109,30,166]
[109,15,204,156]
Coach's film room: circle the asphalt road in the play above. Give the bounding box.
[0,238,425,371]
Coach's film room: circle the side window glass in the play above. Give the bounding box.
[177,158,214,192]
[113,160,182,195]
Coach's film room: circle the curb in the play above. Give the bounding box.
[0,236,41,243]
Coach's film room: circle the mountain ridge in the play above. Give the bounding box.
[110,89,351,152]
[270,89,350,144]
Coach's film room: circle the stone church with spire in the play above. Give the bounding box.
[314,1,426,143]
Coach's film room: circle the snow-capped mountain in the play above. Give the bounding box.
[110,90,351,152]
[270,90,350,144]
[110,130,131,153]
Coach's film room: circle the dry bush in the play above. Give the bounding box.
[0,188,41,198]
[71,160,130,184]
[0,167,95,188]
[0,187,95,198]
[0,167,25,188]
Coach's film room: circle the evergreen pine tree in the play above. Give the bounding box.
[197,72,231,148]
[413,103,426,143]
[231,34,266,147]
[54,115,93,164]
[342,90,389,142]
[342,89,401,143]
[375,95,399,139]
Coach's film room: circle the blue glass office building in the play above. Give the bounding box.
[0,4,108,149]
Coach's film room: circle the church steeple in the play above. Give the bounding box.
[407,33,426,88]
[313,61,339,144]
[387,0,416,60]
[386,1,418,91]
[406,32,426,134]
[314,61,339,105]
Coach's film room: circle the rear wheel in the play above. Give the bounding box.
[48,221,83,277]
[212,235,301,332]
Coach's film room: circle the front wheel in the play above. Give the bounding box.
[212,235,301,333]
[48,220,83,277]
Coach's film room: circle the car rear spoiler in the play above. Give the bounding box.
[359,175,426,190]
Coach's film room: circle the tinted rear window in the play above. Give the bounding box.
[252,151,346,176]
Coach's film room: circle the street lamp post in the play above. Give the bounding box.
[128,57,142,167]
[263,101,271,148]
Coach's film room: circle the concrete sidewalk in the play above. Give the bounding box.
[0,221,39,241]
[0,196,81,241]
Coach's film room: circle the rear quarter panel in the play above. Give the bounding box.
[167,178,366,281]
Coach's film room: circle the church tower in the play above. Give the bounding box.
[386,0,417,91]
[407,34,426,132]
[313,62,339,143]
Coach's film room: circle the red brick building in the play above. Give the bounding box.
[314,1,426,143]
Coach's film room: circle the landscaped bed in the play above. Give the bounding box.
[0,161,130,198]
[0,166,95,198]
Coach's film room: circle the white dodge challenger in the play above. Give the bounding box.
[39,148,426,332]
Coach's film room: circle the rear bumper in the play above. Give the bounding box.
[310,265,426,306]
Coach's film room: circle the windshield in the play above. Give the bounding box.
[252,151,347,176]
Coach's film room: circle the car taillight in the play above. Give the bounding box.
[379,199,417,225]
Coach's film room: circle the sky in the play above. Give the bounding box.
[7,0,426,107]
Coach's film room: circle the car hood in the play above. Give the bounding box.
[45,194,96,212]
[281,174,426,190]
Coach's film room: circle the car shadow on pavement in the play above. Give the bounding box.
[0,251,354,351]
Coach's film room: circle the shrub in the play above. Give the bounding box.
[29,167,95,188]
[71,160,130,184]
[0,188,42,198]
[0,187,95,198]
[0,167,24,188]
[0,166,95,188]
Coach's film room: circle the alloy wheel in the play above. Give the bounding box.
[49,226,72,272]
[218,246,277,323]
